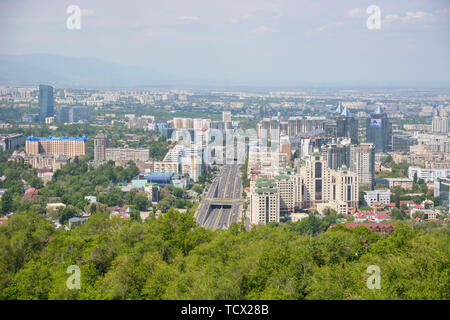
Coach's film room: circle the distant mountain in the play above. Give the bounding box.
[0,54,166,88]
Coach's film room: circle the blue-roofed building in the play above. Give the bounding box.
[138,172,174,186]
[25,135,88,157]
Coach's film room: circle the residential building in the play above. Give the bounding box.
[181,155,202,182]
[375,177,413,190]
[349,143,375,189]
[94,133,109,161]
[0,134,24,151]
[432,109,448,134]
[105,148,150,163]
[274,175,295,214]
[250,178,280,225]
[363,189,391,207]
[144,160,179,174]
[298,152,359,213]
[25,136,87,157]
[408,167,450,182]
[437,177,450,211]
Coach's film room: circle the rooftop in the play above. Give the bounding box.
[26,135,87,142]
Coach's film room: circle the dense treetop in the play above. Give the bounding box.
[0,210,448,300]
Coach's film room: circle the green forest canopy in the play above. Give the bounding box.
[0,210,448,300]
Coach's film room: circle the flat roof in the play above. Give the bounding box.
[26,135,87,142]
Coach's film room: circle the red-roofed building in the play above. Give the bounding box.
[385,203,396,211]
[328,222,395,234]
[0,217,8,225]
[355,212,368,222]
[23,187,38,200]
[374,213,391,223]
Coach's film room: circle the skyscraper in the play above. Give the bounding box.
[349,143,375,189]
[322,142,375,189]
[94,133,109,161]
[39,84,54,122]
[336,107,359,144]
[366,106,392,152]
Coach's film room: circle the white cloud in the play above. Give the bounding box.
[177,16,200,21]
[347,8,364,18]
[383,11,433,27]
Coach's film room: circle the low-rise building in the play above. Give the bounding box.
[408,166,450,182]
[363,189,391,207]
[375,177,413,190]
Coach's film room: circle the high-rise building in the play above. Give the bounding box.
[39,85,54,122]
[94,134,109,161]
[322,143,350,170]
[0,134,25,151]
[56,106,71,123]
[70,106,90,123]
[437,177,450,211]
[432,109,449,134]
[298,152,359,212]
[349,143,375,189]
[250,178,280,226]
[274,175,295,215]
[336,107,358,144]
[392,135,418,152]
[57,106,90,123]
[181,155,202,182]
[25,136,87,157]
[322,142,375,189]
[366,106,392,152]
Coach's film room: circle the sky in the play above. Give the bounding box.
[0,0,450,87]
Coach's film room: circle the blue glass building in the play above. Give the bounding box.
[39,84,54,122]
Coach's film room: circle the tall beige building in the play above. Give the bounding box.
[274,175,295,214]
[94,133,109,161]
[181,155,202,182]
[298,152,359,213]
[25,136,87,158]
[250,178,280,226]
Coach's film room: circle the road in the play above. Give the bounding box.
[196,162,242,230]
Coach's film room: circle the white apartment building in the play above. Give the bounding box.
[408,166,450,182]
[363,189,391,207]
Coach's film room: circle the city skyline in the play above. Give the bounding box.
[1,0,450,88]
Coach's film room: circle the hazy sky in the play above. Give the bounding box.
[1,0,449,86]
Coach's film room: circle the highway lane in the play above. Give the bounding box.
[196,162,243,230]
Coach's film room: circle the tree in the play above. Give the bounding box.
[390,208,405,220]
[157,199,171,213]
[173,188,184,199]
[0,192,13,214]
[133,193,150,211]
[59,205,80,224]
